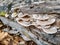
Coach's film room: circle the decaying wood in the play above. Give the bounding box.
[0,1,60,45]
[0,15,60,45]
[0,16,49,45]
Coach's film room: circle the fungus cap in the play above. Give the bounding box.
[21,14,31,22]
[17,19,31,27]
[36,18,55,26]
[32,14,49,20]
[42,27,57,34]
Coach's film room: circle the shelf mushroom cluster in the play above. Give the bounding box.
[10,8,59,34]
[15,13,59,34]
[31,14,58,34]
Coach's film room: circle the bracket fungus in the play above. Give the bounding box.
[17,19,31,27]
[42,27,57,34]
[1,1,60,45]
[16,14,34,27]
[30,14,58,34]
[32,14,49,20]
[36,18,56,26]
[35,25,51,29]
[21,14,31,22]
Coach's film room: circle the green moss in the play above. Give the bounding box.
[0,11,6,16]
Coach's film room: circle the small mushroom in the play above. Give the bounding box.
[42,27,57,34]
[21,14,31,22]
[35,25,51,29]
[18,13,31,21]
[22,15,30,18]
[32,14,49,20]
[36,18,56,26]
[17,19,31,27]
